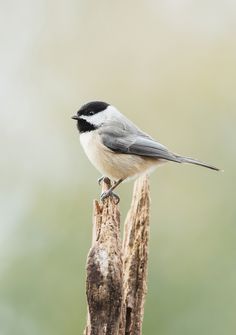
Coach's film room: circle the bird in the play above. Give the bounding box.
[72,101,220,203]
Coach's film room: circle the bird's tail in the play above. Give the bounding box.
[176,155,221,171]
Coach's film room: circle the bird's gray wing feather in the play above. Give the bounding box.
[99,119,219,170]
[100,124,181,163]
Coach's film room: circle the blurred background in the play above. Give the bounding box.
[0,0,235,334]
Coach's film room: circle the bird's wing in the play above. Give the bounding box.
[100,124,181,163]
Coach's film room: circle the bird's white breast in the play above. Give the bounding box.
[80,131,100,165]
[80,130,116,178]
[80,130,162,181]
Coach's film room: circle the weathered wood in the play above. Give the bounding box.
[119,175,150,335]
[85,175,150,335]
[84,178,123,335]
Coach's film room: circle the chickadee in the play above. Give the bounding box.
[72,101,219,203]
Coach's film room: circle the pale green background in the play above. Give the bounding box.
[0,1,235,334]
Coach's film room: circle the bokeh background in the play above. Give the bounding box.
[1,1,235,334]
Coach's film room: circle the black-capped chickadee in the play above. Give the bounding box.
[72,101,219,203]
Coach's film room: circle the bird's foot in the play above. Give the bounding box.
[97,176,104,185]
[97,176,110,185]
[100,190,120,204]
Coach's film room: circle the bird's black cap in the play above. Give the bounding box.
[71,101,110,133]
[77,101,109,117]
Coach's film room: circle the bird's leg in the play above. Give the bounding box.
[100,179,123,204]
[97,176,105,185]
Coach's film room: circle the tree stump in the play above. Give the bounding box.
[85,175,150,335]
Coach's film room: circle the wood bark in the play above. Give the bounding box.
[85,175,150,335]
[119,175,150,335]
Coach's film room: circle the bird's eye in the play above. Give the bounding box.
[88,111,95,116]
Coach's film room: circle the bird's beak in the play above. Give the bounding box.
[71,115,79,120]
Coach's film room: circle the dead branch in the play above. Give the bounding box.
[85,175,150,335]
[120,175,150,335]
[84,178,123,335]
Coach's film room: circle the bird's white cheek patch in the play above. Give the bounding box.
[80,111,107,126]
[79,106,122,126]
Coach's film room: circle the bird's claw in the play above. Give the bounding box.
[100,190,120,204]
[98,176,110,185]
[98,176,104,185]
